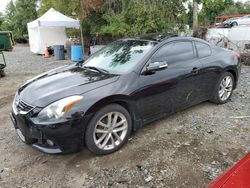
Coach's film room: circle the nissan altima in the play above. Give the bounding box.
[10,35,241,155]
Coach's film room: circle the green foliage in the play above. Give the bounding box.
[38,0,80,17]
[2,0,37,42]
[4,0,250,43]
[99,0,187,37]
[0,12,4,30]
[81,13,106,36]
[14,0,38,42]
[198,0,250,26]
[221,2,250,15]
[3,0,16,31]
[100,14,129,37]
[199,0,225,25]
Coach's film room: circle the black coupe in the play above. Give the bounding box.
[11,35,241,154]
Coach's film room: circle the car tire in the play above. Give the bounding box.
[231,22,238,27]
[0,69,5,77]
[210,72,235,104]
[85,104,132,155]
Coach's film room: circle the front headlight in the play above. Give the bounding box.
[37,96,83,123]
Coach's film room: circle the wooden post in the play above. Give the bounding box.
[80,21,84,60]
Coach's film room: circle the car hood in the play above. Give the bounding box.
[18,65,119,107]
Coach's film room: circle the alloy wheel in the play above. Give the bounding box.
[218,75,233,101]
[93,112,128,150]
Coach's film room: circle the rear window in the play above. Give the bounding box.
[195,42,211,58]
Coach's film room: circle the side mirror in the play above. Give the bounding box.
[146,61,168,72]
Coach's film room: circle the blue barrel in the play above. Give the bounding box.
[71,45,83,62]
[54,45,65,60]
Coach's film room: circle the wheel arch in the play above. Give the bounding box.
[85,95,140,131]
[225,68,237,89]
[231,21,238,26]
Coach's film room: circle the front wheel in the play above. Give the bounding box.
[85,104,132,155]
[211,72,234,104]
[231,22,238,27]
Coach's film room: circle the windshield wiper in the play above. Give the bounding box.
[83,66,109,74]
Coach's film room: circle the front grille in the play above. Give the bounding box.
[14,94,35,114]
[17,100,34,112]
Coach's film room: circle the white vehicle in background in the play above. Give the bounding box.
[223,17,240,28]
[232,15,250,26]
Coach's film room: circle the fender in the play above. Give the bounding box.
[84,95,142,131]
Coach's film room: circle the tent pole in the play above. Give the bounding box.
[80,22,84,60]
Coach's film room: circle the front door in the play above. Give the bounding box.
[135,40,203,122]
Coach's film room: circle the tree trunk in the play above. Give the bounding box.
[193,0,198,36]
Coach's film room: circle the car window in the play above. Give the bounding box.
[151,41,194,65]
[84,40,156,74]
[195,42,211,58]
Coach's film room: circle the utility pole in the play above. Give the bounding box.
[193,0,199,36]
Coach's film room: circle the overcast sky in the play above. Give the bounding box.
[0,0,12,13]
[0,0,249,14]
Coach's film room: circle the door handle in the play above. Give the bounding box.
[191,67,199,75]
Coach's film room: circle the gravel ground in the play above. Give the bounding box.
[0,45,250,188]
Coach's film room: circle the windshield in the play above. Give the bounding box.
[83,40,156,74]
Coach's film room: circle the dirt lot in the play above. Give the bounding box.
[0,45,250,188]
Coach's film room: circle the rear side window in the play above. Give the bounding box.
[195,42,211,58]
[152,41,194,65]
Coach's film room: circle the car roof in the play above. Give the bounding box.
[123,34,210,46]
[124,33,178,42]
[167,36,211,44]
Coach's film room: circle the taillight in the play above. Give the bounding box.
[236,53,241,61]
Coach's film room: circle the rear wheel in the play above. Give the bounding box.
[211,72,234,104]
[85,104,132,155]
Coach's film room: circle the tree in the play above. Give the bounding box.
[4,0,16,31]
[79,0,104,19]
[3,0,38,42]
[13,0,38,41]
[100,0,187,37]
[199,0,227,25]
[38,0,80,17]
[0,12,3,29]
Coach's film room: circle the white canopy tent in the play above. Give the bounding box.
[27,8,80,54]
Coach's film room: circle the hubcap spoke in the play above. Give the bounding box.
[219,89,225,97]
[96,133,107,145]
[107,113,112,127]
[113,119,126,128]
[101,133,111,148]
[110,134,116,147]
[112,113,119,126]
[95,129,108,134]
[225,77,231,86]
[223,91,228,100]
[112,132,122,143]
[113,125,127,133]
[98,121,109,128]
[222,79,227,86]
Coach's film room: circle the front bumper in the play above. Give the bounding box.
[10,111,91,154]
